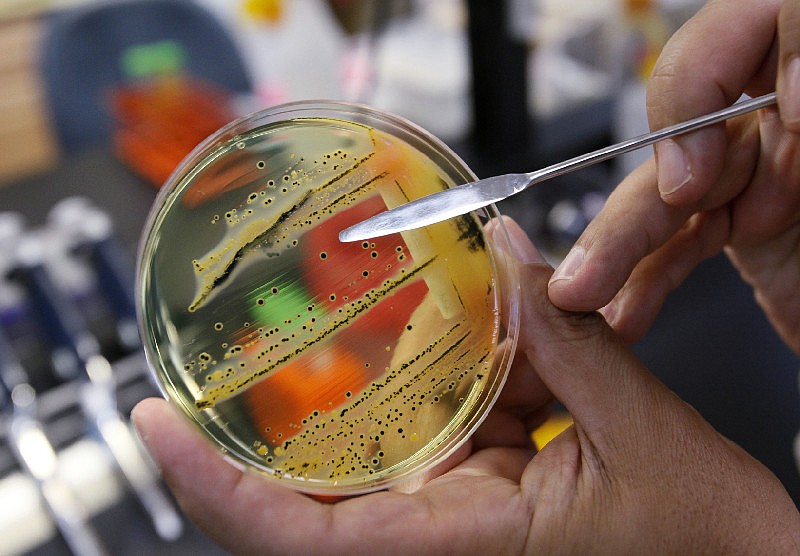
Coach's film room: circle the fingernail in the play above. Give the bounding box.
[550,245,585,283]
[655,139,693,196]
[502,218,546,264]
[599,298,618,327]
[130,409,161,472]
[781,56,800,125]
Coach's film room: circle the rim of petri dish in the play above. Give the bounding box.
[136,100,521,495]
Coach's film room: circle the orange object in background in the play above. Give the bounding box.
[109,76,234,187]
[244,346,369,446]
[242,0,284,23]
[302,195,427,337]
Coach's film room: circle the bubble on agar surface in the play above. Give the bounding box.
[138,109,514,494]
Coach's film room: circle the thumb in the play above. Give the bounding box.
[778,0,800,131]
[492,218,673,448]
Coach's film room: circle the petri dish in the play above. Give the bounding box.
[136,101,520,495]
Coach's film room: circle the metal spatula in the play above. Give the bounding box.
[339,92,777,242]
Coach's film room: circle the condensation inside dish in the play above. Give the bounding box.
[140,117,502,489]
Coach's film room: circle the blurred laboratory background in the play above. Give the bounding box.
[0,0,797,554]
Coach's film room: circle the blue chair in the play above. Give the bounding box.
[40,0,252,151]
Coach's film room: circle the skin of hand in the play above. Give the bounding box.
[132,218,800,555]
[548,0,800,351]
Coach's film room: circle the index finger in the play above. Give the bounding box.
[647,0,780,204]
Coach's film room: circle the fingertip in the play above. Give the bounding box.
[654,131,722,206]
[779,56,800,130]
[654,139,693,198]
[547,276,591,313]
[549,245,584,285]
[548,244,617,312]
[547,246,593,310]
[131,396,224,484]
[131,397,170,452]
[598,294,651,344]
[778,0,800,131]
[131,395,169,421]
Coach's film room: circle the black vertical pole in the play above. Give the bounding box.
[466,0,530,174]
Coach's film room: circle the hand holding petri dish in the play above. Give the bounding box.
[137,101,520,495]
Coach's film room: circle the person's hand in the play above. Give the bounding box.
[548,0,800,351]
[132,218,800,555]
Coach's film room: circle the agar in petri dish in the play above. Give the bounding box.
[137,101,520,495]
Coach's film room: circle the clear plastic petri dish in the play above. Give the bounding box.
[136,100,520,495]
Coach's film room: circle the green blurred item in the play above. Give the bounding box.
[120,39,187,80]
